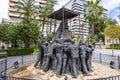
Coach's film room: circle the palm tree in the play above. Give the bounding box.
[53,19,57,34]
[46,0,57,12]
[15,0,39,48]
[84,0,105,44]
[39,0,57,33]
[15,0,37,20]
[106,18,117,26]
[46,0,57,34]
[39,5,51,33]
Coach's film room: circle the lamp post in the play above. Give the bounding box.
[99,32,102,63]
[99,32,102,50]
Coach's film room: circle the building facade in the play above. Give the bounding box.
[65,0,107,41]
[71,0,89,39]
[1,18,16,24]
[64,0,89,40]
[105,37,119,45]
[8,0,47,23]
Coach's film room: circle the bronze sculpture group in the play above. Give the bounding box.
[35,37,94,78]
[34,8,94,78]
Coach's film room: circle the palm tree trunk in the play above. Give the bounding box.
[54,20,57,35]
[82,27,84,42]
[46,20,49,36]
[91,23,94,44]
[24,38,30,48]
[25,41,30,48]
[42,18,45,33]
[50,19,52,33]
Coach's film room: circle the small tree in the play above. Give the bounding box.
[18,19,41,48]
[104,25,120,56]
[0,24,10,48]
[106,18,117,26]
[8,24,20,47]
[84,0,106,44]
[0,24,20,48]
[15,0,41,48]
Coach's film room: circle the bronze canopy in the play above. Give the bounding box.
[48,7,80,20]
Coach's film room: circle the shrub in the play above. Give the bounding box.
[110,43,120,49]
[0,48,33,57]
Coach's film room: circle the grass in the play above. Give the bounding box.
[33,48,39,52]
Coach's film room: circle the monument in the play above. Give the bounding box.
[35,7,94,78]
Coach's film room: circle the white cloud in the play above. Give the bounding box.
[54,0,69,11]
[100,0,120,24]
[100,0,120,11]
[99,0,120,24]
[0,0,9,22]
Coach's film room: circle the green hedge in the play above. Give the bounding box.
[110,43,120,48]
[0,48,34,57]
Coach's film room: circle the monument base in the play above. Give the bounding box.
[7,62,120,80]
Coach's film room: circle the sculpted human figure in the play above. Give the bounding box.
[85,43,94,72]
[34,34,44,67]
[54,39,63,76]
[48,41,57,71]
[69,41,79,78]
[84,42,92,72]
[79,42,89,75]
[65,49,72,74]
[41,41,49,71]
[46,41,56,71]
[62,41,71,75]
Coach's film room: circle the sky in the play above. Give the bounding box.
[0,0,9,22]
[100,0,120,24]
[0,0,120,23]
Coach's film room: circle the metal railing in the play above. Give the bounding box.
[1,54,37,73]
[1,52,120,80]
[4,76,35,80]
[89,75,120,80]
[0,60,5,73]
[0,54,38,80]
[6,54,37,70]
[92,53,120,69]
[91,53,120,80]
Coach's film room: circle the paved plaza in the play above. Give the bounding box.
[95,48,120,56]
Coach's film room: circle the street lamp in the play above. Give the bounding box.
[99,32,102,63]
[99,31,102,50]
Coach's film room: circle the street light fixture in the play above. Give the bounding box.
[99,31,102,63]
[99,31,102,50]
